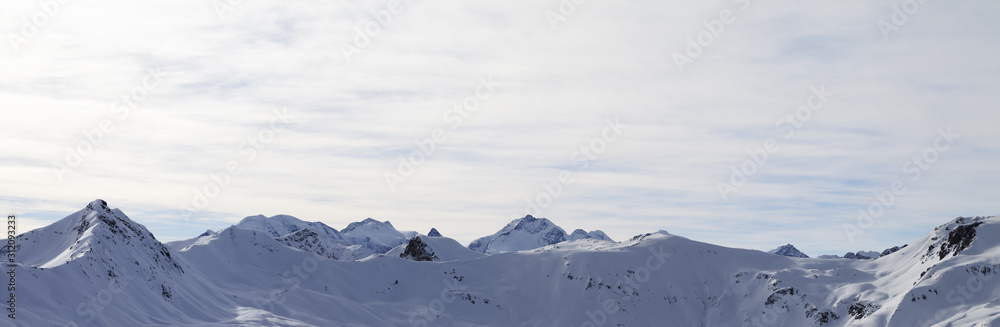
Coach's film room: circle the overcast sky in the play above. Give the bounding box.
[2,0,997,256]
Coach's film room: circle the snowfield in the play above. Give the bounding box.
[2,200,998,326]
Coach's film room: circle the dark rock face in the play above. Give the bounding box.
[540,228,567,245]
[844,252,875,260]
[880,244,906,257]
[428,228,442,237]
[401,237,437,262]
[278,229,337,260]
[848,300,880,319]
[938,222,983,259]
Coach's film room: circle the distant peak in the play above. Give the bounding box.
[237,214,304,224]
[510,215,553,232]
[428,228,442,237]
[768,244,809,258]
[198,230,214,237]
[86,199,110,212]
[343,218,394,232]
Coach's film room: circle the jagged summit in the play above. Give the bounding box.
[399,236,437,262]
[387,235,484,262]
[427,228,442,237]
[1,199,177,268]
[3,199,186,313]
[768,243,809,258]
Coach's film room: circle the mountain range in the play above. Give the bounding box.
[3,199,998,326]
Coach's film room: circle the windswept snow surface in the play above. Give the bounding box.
[7,201,1000,326]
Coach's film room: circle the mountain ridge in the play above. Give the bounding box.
[7,200,999,326]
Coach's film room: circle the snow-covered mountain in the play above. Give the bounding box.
[340,218,408,254]
[768,243,809,258]
[568,228,613,241]
[9,200,1000,326]
[468,215,614,254]
[3,200,237,325]
[222,215,409,261]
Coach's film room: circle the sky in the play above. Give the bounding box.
[1,0,997,256]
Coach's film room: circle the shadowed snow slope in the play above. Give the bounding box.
[9,201,1000,326]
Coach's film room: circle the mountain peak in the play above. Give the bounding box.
[234,214,320,238]
[428,228,442,237]
[342,218,394,233]
[468,215,569,254]
[399,236,437,262]
[568,229,614,242]
[86,198,110,211]
[5,200,184,283]
[768,244,809,258]
[508,215,557,233]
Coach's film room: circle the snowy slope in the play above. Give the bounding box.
[8,201,1000,326]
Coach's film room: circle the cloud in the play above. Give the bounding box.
[1,0,997,256]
